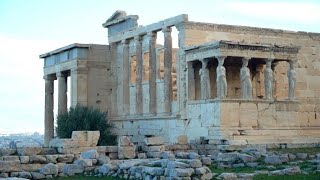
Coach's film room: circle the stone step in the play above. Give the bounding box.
[233,135,320,145]
[240,129,320,136]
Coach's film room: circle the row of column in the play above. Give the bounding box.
[121,27,173,116]
[189,56,296,100]
[43,72,68,147]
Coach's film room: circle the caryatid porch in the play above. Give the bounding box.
[184,41,299,101]
[183,40,301,142]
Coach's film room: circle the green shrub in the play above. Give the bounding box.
[56,105,117,145]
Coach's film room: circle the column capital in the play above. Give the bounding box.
[175,23,185,32]
[56,72,67,78]
[199,58,209,63]
[162,26,172,33]
[265,58,274,63]
[43,74,56,81]
[216,56,227,61]
[121,39,129,45]
[242,57,251,67]
[242,57,251,61]
[147,31,157,38]
[288,59,296,65]
[216,56,227,65]
[134,35,143,41]
[288,60,296,69]
[200,58,209,68]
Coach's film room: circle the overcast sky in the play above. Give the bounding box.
[0,0,319,134]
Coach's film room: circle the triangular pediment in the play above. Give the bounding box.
[106,10,127,23]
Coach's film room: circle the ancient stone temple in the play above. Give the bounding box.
[40,10,320,147]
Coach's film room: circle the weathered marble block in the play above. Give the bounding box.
[177,135,188,145]
[49,139,79,148]
[72,131,100,147]
[49,131,100,149]
[144,137,164,146]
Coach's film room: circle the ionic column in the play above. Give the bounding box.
[187,61,195,100]
[44,75,55,147]
[135,36,143,114]
[176,24,187,119]
[264,59,274,99]
[122,39,130,115]
[57,72,68,115]
[199,59,211,99]
[240,57,252,99]
[148,32,157,115]
[216,56,227,98]
[163,27,173,113]
[287,60,296,100]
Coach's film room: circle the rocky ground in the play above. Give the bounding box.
[0,133,43,148]
[0,146,320,179]
[209,147,320,179]
[0,134,320,179]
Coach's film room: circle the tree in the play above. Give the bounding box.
[56,105,116,145]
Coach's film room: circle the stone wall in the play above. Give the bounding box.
[2,134,320,179]
[0,135,215,179]
[186,100,320,144]
[86,45,113,112]
[112,117,182,144]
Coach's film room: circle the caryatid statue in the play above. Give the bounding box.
[240,57,252,99]
[264,59,274,99]
[287,60,296,100]
[216,56,227,98]
[199,59,211,99]
[271,62,278,99]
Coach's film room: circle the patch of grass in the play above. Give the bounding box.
[272,147,320,154]
[298,161,317,172]
[253,172,320,180]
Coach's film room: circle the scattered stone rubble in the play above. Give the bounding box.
[0,132,320,179]
[98,152,213,179]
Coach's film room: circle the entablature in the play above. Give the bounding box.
[184,41,300,62]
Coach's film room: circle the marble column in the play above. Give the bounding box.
[216,56,227,98]
[148,32,157,115]
[135,36,143,114]
[57,72,68,115]
[187,61,195,100]
[240,57,252,99]
[163,27,173,113]
[200,59,211,99]
[264,59,274,99]
[287,60,296,100]
[122,39,130,115]
[44,75,55,147]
